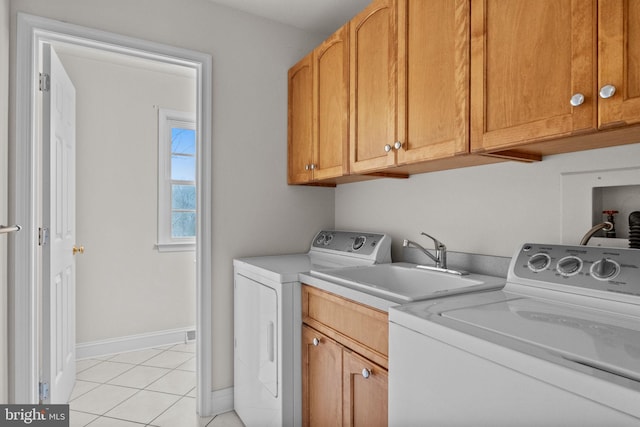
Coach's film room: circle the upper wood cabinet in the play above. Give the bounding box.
[470,0,596,153]
[471,0,640,156]
[396,0,470,164]
[350,0,471,174]
[349,0,399,173]
[288,53,314,184]
[288,25,349,185]
[313,25,350,181]
[599,0,640,128]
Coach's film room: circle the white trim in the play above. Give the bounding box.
[76,327,196,360]
[155,242,196,252]
[12,13,214,415]
[210,387,234,416]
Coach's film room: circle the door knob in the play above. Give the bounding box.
[393,141,402,150]
[384,144,392,152]
[361,368,371,379]
[73,245,85,255]
[312,337,320,346]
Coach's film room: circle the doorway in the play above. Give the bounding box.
[11,13,214,415]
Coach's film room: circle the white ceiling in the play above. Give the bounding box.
[207,0,371,35]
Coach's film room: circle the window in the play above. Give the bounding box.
[158,108,196,251]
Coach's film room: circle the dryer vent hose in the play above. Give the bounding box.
[629,211,640,249]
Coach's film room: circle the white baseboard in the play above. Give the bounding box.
[76,326,196,360]
[207,386,234,416]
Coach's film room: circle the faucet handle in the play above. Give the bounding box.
[420,232,446,249]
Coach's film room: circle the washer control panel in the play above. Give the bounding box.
[311,230,391,261]
[512,243,640,297]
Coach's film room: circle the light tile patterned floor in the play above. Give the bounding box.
[69,343,244,427]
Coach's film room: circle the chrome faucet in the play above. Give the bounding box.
[403,232,447,269]
[579,222,614,246]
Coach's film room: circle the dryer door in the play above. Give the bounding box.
[235,273,278,397]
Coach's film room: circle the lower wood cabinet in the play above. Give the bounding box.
[302,285,388,427]
[342,348,388,427]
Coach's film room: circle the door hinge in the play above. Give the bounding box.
[39,73,50,92]
[39,227,49,246]
[39,381,49,402]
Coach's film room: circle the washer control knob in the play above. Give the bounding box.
[591,258,620,280]
[557,256,583,276]
[352,235,366,251]
[528,253,551,272]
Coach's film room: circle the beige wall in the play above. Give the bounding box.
[10,0,332,391]
[336,142,640,259]
[57,50,197,343]
[1,0,9,404]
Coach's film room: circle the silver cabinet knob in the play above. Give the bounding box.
[310,164,316,170]
[570,93,584,107]
[599,84,616,99]
[384,144,392,152]
[312,337,320,346]
[394,141,402,150]
[361,368,371,379]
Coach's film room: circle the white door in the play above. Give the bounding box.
[41,43,77,404]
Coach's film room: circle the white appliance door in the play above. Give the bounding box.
[41,43,77,404]
[234,273,280,426]
[389,322,640,426]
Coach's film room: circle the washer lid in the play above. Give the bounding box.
[441,297,640,382]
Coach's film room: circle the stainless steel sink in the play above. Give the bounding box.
[310,262,505,302]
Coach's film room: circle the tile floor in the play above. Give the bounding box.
[69,343,245,427]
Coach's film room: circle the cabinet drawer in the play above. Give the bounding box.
[302,285,388,368]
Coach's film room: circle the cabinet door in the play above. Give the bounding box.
[350,0,398,173]
[397,0,469,164]
[343,349,388,427]
[302,326,343,427]
[313,24,350,181]
[599,0,640,127]
[288,53,313,184]
[470,0,595,152]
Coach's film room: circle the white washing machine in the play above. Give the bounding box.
[390,243,640,426]
[233,230,392,427]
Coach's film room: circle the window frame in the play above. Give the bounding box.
[157,108,197,252]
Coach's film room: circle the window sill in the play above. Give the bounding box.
[156,242,196,253]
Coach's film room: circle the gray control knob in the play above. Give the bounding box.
[557,256,582,276]
[352,235,366,251]
[591,258,620,280]
[528,253,551,272]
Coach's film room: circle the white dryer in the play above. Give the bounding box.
[390,243,640,426]
[233,230,391,427]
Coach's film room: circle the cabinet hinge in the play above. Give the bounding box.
[39,73,50,92]
[39,381,49,402]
